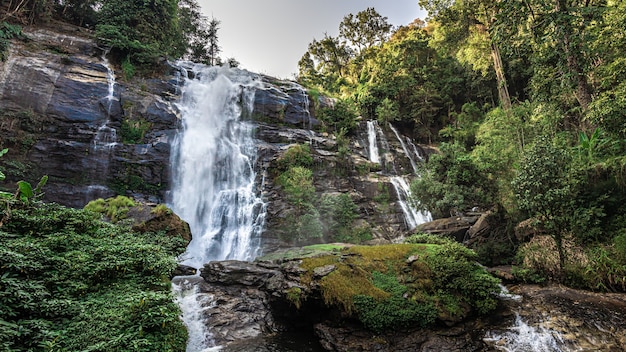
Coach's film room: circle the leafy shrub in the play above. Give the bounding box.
[277,166,315,206]
[0,22,21,61]
[354,272,438,332]
[276,144,313,171]
[317,100,358,134]
[121,118,151,144]
[411,142,496,218]
[0,202,187,351]
[85,195,136,222]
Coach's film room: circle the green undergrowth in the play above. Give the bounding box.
[298,236,500,332]
[84,195,136,222]
[0,201,187,351]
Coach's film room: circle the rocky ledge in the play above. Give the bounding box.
[185,242,507,351]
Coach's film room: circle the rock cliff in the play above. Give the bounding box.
[0,23,432,250]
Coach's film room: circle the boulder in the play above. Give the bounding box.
[416,216,480,242]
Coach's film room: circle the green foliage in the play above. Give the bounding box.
[121,118,151,144]
[317,100,358,134]
[299,241,500,332]
[0,22,22,61]
[318,193,370,243]
[151,204,172,217]
[0,202,187,351]
[354,272,438,332]
[375,97,398,125]
[276,144,313,171]
[95,0,184,71]
[411,142,496,218]
[277,166,315,207]
[85,195,136,222]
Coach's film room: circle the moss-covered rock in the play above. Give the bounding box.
[199,237,500,346]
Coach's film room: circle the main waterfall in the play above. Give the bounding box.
[170,65,266,268]
[169,65,267,351]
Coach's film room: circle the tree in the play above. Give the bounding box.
[421,0,512,110]
[207,17,221,66]
[96,0,184,68]
[512,139,574,271]
[178,0,211,63]
[339,7,393,54]
[308,33,353,78]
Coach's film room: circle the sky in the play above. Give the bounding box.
[197,0,428,79]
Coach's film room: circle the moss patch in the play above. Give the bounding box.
[298,239,500,332]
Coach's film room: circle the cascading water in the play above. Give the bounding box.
[364,120,431,229]
[170,65,266,268]
[484,313,566,352]
[85,52,119,202]
[169,65,266,352]
[93,51,119,150]
[388,123,418,174]
[366,121,380,163]
[389,176,432,230]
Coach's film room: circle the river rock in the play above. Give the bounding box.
[416,216,480,242]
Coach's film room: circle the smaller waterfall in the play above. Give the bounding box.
[93,52,119,150]
[484,313,565,352]
[173,277,221,352]
[389,123,418,173]
[366,121,380,163]
[390,176,432,230]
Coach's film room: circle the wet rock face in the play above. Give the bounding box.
[0,25,180,207]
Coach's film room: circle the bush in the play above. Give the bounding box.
[0,202,187,351]
[85,195,136,222]
[277,166,315,207]
[411,142,496,218]
[276,144,313,171]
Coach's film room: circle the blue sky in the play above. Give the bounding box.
[197,0,428,78]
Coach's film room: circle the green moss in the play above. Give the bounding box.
[84,195,136,222]
[298,240,500,331]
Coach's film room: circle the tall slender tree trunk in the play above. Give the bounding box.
[490,42,512,111]
[555,0,593,119]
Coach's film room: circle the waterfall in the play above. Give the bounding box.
[484,313,565,352]
[173,277,219,352]
[389,123,418,174]
[93,52,118,150]
[169,65,266,268]
[169,65,267,352]
[363,121,431,229]
[390,176,432,230]
[366,121,380,163]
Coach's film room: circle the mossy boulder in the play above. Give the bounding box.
[84,196,191,244]
[199,237,501,348]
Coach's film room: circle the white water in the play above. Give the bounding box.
[170,65,266,268]
[173,278,220,352]
[390,176,432,230]
[366,121,380,163]
[484,313,565,352]
[389,123,418,174]
[93,52,119,150]
[169,65,267,352]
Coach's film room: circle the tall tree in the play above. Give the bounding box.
[96,0,183,67]
[339,7,393,54]
[421,0,512,111]
[206,17,221,66]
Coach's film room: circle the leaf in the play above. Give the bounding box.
[0,148,8,157]
[34,175,48,195]
[17,181,33,199]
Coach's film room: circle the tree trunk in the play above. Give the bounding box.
[490,42,512,111]
[554,0,593,123]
